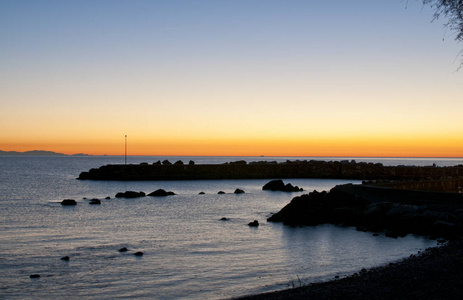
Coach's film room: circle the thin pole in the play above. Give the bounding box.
[125,135,127,165]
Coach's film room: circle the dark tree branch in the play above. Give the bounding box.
[420,0,463,67]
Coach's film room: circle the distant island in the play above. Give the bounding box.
[0,150,90,156]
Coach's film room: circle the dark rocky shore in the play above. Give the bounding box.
[237,239,463,300]
[236,182,463,299]
[267,183,463,238]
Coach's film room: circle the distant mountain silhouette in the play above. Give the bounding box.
[0,150,90,156]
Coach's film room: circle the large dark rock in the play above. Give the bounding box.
[148,189,168,196]
[263,179,285,191]
[234,188,245,194]
[61,199,77,205]
[268,184,463,238]
[262,179,303,192]
[148,189,176,197]
[115,191,146,198]
[248,220,259,227]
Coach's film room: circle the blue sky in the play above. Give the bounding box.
[1,0,462,156]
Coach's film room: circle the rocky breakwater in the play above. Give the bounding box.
[268,183,463,238]
[77,159,463,181]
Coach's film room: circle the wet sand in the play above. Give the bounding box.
[237,239,463,300]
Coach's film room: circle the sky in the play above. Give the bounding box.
[1,0,462,157]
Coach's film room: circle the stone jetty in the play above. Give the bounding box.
[77,160,463,181]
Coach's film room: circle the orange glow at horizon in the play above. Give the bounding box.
[2,133,463,158]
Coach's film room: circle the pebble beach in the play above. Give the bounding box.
[237,239,463,299]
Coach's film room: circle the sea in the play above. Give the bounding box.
[1,156,462,299]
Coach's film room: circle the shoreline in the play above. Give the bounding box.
[236,239,463,299]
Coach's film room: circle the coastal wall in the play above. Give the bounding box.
[370,178,463,193]
[77,159,463,182]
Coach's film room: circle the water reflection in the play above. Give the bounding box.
[279,224,436,284]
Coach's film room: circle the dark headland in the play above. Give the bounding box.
[77,159,463,299]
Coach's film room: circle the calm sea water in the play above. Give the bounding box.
[1,156,461,299]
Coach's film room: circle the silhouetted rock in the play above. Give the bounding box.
[220,217,230,221]
[174,160,184,165]
[385,231,399,238]
[89,199,101,205]
[199,192,205,195]
[61,256,70,261]
[148,189,176,196]
[61,199,77,205]
[30,274,40,278]
[119,247,128,252]
[189,160,195,165]
[262,180,303,192]
[153,160,162,165]
[115,191,146,198]
[234,188,245,194]
[267,183,463,239]
[229,160,247,165]
[263,179,285,191]
[248,220,259,227]
[134,251,144,256]
[162,160,172,165]
[218,191,226,194]
[148,189,168,196]
[105,196,111,199]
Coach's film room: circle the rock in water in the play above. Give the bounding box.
[148,189,176,196]
[148,189,168,196]
[89,199,101,205]
[262,179,303,192]
[61,199,77,205]
[134,251,144,256]
[248,220,259,227]
[234,189,245,194]
[115,191,146,198]
[262,179,285,191]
